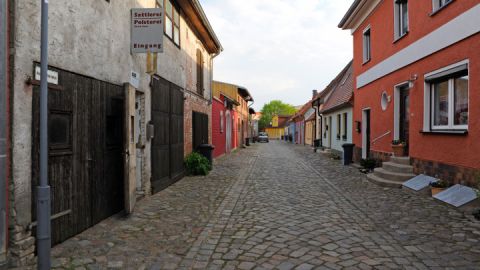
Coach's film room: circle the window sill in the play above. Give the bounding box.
[430,1,454,17]
[362,59,371,66]
[393,31,408,44]
[420,130,468,136]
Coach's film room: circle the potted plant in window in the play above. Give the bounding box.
[391,140,406,157]
[430,180,450,196]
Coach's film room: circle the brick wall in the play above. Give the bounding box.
[184,91,212,156]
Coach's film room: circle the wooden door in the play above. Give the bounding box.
[151,76,184,193]
[365,110,371,158]
[193,111,209,150]
[399,87,410,156]
[124,84,136,214]
[225,110,232,153]
[32,66,124,245]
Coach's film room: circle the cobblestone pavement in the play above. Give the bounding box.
[47,141,480,269]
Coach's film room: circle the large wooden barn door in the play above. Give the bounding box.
[32,66,124,245]
[151,76,184,193]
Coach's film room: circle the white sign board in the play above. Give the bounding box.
[35,66,59,85]
[130,71,140,89]
[131,8,164,53]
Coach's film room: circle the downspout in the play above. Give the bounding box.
[0,0,9,267]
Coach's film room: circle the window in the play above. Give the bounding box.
[220,111,224,133]
[337,114,341,140]
[196,49,204,95]
[394,0,409,39]
[343,113,348,140]
[433,0,453,11]
[426,63,468,130]
[363,27,371,63]
[163,0,180,46]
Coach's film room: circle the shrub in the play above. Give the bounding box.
[429,180,450,188]
[185,152,212,176]
[360,158,377,170]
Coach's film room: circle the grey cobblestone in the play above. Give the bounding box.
[35,141,480,269]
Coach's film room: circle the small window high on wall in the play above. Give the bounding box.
[161,0,180,47]
[363,27,371,63]
[394,0,409,39]
[196,49,204,95]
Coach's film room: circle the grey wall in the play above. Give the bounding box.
[0,0,8,264]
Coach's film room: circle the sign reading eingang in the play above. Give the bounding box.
[131,8,164,53]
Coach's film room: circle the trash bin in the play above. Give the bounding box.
[314,139,321,148]
[197,144,215,164]
[245,138,250,146]
[342,143,355,166]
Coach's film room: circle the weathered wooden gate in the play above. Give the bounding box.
[192,111,209,150]
[151,76,185,193]
[32,66,125,245]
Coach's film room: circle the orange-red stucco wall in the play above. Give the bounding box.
[351,1,480,170]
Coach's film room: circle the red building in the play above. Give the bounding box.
[212,81,253,158]
[340,0,480,185]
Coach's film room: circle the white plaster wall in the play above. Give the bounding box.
[12,0,213,226]
[322,107,353,153]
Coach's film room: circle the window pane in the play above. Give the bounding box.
[165,0,173,17]
[174,9,180,25]
[433,81,449,126]
[454,75,468,125]
[165,17,173,38]
[174,26,180,45]
[49,113,71,146]
[401,2,408,34]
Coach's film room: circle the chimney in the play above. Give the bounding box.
[312,89,318,99]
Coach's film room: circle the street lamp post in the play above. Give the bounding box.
[37,0,51,269]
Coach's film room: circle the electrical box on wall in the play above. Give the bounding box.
[147,123,155,140]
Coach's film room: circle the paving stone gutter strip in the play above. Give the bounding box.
[178,154,259,269]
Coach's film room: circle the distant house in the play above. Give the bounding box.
[212,81,253,157]
[339,0,479,185]
[290,101,312,145]
[265,115,291,140]
[319,62,354,154]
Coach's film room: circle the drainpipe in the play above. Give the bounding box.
[0,0,9,267]
[37,0,51,269]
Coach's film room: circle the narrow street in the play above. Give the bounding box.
[47,141,480,270]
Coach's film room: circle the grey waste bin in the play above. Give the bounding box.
[342,143,355,165]
[197,144,215,164]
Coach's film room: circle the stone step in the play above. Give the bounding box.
[367,173,403,188]
[390,156,411,166]
[382,162,414,174]
[373,168,416,182]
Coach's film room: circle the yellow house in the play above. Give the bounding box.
[265,115,291,140]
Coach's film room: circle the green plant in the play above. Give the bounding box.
[360,158,377,170]
[391,140,405,145]
[185,152,212,176]
[430,180,450,188]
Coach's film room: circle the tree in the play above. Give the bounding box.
[259,100,297,131]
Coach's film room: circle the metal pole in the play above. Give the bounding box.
[37,0,51,269]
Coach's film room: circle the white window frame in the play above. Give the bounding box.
[423,60,469,131]
[362,26,371,64]
[432,0,453,12]
[394,0,409,40]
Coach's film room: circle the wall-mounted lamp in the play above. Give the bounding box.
[409,74,418,88]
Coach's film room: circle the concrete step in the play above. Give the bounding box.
[367,173,403,188]
[390,156,411,166]
[373,168,416,182]
[382,162,414,174]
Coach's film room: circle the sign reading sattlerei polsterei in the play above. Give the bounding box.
[131,8,163,53]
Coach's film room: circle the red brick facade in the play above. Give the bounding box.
[184,92,212,157]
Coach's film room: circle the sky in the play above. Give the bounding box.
[199,0,354,111]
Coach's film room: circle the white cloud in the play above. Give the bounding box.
[200,0,353,110]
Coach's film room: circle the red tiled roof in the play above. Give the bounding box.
[320,61,354,114]
[291,101,312,122]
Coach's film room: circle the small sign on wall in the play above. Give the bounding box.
[131,8,164,53]
[34,66,59,85]
[130,71,140,89]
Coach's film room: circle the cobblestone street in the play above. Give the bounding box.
[49,141,480,270]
